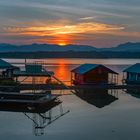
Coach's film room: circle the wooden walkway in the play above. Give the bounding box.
[0,84,140,91]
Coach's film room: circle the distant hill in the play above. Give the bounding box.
[0,43,97,52]
[0,42,140,52]
[101,42,140,52]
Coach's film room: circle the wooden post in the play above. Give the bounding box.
[71,72,72,86]
[111,74,113,84]
[25,59,27,64]
[123,72,124,80]
[115,74,117,84]
[122,72,125,85]
[117,75,118,85]
[16,77,18,82]
[32,76,36,94]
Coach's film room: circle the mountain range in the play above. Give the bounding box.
[0,42,140,52]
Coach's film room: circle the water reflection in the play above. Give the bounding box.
[0,101,69,136]
[74,89,118,108]
[54,59,71,85]
[125,89,140,99]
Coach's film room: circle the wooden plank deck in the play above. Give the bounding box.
[0,84,140,91]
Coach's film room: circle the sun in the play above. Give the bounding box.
[57,39,69,46]
[58,42,67,46]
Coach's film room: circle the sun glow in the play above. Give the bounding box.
[58,42,67,46]
[3,21,128,46]
[54,59,70,85]
[54,34,70,46]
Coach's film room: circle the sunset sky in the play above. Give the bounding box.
[0,0,140,47]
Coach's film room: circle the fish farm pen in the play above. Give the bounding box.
[0,59,140,92]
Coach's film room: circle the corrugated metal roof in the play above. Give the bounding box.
[71,64,99,74]
[25,64,42,73]
[0,59,13,69]
[71,63,118,74]
[123,63,140,73]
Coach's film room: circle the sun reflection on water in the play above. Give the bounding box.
[54,59,71,85]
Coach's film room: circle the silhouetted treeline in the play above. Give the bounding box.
[0,51,140,59]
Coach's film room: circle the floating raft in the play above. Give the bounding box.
[0,92,61,113]
[0,84,140,91]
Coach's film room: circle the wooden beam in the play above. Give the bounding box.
[0,84,140,91]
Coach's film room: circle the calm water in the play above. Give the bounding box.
[1,58,140,140]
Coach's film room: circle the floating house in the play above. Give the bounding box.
[0,63,61,113]
[71,64,118,85]
[0,59,19,78]
[0,59,19,86]
[13,64,54,84]
[123,63,140,84]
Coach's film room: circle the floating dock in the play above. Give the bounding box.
[0,84,140,91]
[0,92,61,113]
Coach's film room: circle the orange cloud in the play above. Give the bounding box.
[4,22,125,37]
[5,21,136,45]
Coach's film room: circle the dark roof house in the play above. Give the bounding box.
[71,64,118,74]
[0,59,14,69]
[123,63,140,74]
[123,63,140,84]
[71,64,118,85]
[0,59,19,80]
[13,64,54,77]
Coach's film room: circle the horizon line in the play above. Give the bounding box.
[0,41,139,49]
